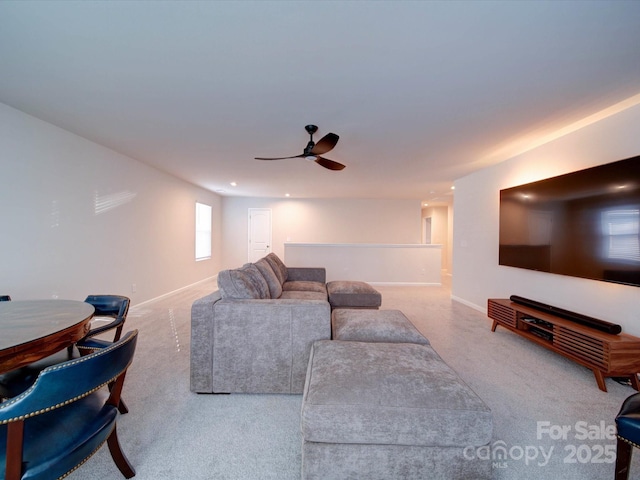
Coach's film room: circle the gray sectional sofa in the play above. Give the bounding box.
[190,253,331,394]
[191,260,493,478]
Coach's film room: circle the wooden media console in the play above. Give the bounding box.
[488,298,640,392]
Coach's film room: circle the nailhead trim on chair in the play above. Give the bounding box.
[0,334,135,424]
[617,434,640,449]
[76,345,103,353]
[56,425,116,480]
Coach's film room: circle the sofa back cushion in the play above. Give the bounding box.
[264,253,288,285]
[254,258,283,299]
[218,264,271,299]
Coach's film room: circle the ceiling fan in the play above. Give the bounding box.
[255,124,345,171]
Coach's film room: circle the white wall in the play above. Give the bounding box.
[221,197,422,269]
[0,103,222,304]
[285,243,442,284]
[452,102,640,335]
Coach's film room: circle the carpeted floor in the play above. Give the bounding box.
[66,278,640,479]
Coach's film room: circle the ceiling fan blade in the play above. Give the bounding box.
[315,156,346,171]
[255,154,304,161]
[310,133,339,155]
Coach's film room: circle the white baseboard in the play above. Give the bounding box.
[450,295,486,314]
[130,275,218,311]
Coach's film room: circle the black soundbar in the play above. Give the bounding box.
[509,295,622,335]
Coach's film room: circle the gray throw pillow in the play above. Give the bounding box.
[254,258,283,299]
[218,264,270,299]
[264,253,288,285]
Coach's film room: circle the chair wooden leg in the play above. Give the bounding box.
[107,424,136,478]
[118,398,129,414]
[107,380,129,414]
[6,421,25,480]
[615,437,633,480]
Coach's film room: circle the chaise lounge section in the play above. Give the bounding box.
[301,340,493,480]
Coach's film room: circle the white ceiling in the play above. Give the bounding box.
[1,1,640,205]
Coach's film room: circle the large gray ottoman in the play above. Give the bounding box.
[332,308,429,344]
[326,280,381,309]
[301,340,493,480]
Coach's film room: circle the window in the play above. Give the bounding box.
[601,209,640,262]
[195,202,212,260]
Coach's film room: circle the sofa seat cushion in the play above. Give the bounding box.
[279,291,327,301]
[301,340,492,447]
[283,281,327,294]
[218,264,270,299]
[326,281,381,309]
[332,309,429,345]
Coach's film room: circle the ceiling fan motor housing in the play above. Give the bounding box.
[304,141,316,155]
[303,125,318,154]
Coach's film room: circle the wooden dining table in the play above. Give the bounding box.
[0,299,94,374]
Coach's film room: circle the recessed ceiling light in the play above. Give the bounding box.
[450,186,455,190]
[230,182,237,187]
[285,193,290,197]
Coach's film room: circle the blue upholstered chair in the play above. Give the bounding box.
[615,392,640,479]
[0,295,131,401]
[82,294,131,343]
[0,330,138,480]
[77,295,132,413]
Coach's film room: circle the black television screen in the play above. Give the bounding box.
[499,155,640,287]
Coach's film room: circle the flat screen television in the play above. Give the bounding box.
[499,155,640,287]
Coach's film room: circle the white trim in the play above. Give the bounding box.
[285,242,442,249]
[368,282,442,287]
[451,295,486,314]
[129,275,218,311]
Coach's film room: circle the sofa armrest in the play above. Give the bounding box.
[286,267,326,283]
[190,290,222,393]
[209,298,331,393]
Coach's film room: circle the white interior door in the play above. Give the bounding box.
[248,208,272,262]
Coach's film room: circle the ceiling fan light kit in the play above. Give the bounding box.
[255,125,345,171]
